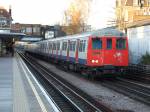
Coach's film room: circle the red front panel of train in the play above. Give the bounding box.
[87,37,128,67]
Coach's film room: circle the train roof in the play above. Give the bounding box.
[92,28,126,37]
[36,28,126,43]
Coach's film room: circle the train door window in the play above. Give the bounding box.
[69,42,71,51]
[116,38,126,49]
[53,43,56,50]
[62,42,67,51]
[57,42,60,50]
[49,43,51,50]
[83,40,86,52]
[79,40,86,52]
[79,41,82,52]
[50,43,52,50]
[73,41,76,51]
[92,38,102,49]
[44,44,46,52]
[107,39,112,49]
[69,41,76,51]
[62,42,64,51]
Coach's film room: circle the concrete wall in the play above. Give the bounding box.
[127,25,150,64]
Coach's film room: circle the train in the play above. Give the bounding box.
[24,28,129,78]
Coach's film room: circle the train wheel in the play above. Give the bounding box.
[90,70,97,80]
[69,64,75,71]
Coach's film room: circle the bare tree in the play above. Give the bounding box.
[63,0,91,35]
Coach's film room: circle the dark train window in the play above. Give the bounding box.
[107,39,112,49]
[62,42,67,51]
[116,39,126,49]
[92,38,102,49]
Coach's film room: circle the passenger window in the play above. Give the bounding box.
[116,39,126,49]
[92,38,102,49]
[107,39,112,49]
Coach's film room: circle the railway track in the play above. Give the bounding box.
[124,75,150,84]
[101,78,150,106]
[18,52,113,112]
[125,64,150,84]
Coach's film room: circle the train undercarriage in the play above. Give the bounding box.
[25,51,127,79]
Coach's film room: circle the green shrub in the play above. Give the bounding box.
[140,52,150,65]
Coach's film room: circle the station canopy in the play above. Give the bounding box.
[0,32,25,39]
[21,36,43,42]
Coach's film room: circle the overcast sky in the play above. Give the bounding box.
[0,0,115,29]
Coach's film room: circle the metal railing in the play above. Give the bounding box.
[126,64,150,75]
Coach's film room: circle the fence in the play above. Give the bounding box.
[126,64,150,75]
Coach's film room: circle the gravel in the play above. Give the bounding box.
[37,60,150,112]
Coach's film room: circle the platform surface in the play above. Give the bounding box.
[0,56,57,112]
[0,57,13,112]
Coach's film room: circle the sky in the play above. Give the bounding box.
[0,0,116,29]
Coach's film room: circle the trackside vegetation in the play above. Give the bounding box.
[140,53,150,65]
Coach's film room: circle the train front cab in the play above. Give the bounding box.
[87,36,128,76]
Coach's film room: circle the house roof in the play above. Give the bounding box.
[127,19,150,28]
[0,32,25,38]
[0,8,11,19]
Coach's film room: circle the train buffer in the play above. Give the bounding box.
[0,55,59,112]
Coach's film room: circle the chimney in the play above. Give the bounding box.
[9,5,12,16]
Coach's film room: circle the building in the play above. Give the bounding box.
[0,6,12,32]
[0,6,12,56]
[127,20,150,64]
[41,25,66,39]
[11,23,21,33]
[116,0,150,30]
[115,0,150,63]
[11,23,66,39]
[0,6,25,56]
[11,23,42,37]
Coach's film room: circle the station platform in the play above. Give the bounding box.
[0,55,59,112]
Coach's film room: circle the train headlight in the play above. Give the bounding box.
[92,60,95,63]
[92,60,98,63]
[95,60,98,63]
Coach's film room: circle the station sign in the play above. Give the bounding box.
[45,31,54,39]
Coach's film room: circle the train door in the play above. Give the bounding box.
[87,37,104,66]
[61,40,68,60]
[69,39,76,63]
[78,39,87,65]
[67,40,70,61]
[115,37,128,66]
[53,42,57,57]
[103,37,115,65]
[58,41,62,59]
[56,41,60,59]
[75,39,80,63]
[46,42,48,54]
[49,42,53,56]
[48,42,51,55]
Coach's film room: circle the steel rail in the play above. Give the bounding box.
[101,78,150,105]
